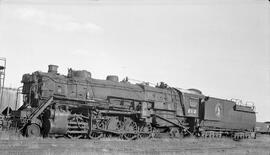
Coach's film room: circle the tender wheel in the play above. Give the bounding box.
[251,132,256,139]
[195,131,201,137]
[26,124,41,137]
[201,132,205,138]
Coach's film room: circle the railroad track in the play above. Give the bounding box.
[0,137,269,155]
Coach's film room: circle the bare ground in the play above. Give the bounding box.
[0,131,270,155]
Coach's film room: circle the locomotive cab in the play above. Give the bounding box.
[177,89,204,133]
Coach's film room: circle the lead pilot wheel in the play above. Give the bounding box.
[26,124,41,137]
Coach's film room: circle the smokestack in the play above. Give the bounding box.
[48,65,58,74]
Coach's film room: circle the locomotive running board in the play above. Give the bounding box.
[153,114,192,135]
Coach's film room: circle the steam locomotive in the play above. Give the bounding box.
[12,65,256,140]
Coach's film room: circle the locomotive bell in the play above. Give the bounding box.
[48,65,58,74]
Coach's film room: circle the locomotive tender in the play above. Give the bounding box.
[14,65,256,140]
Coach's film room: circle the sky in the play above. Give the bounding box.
[0,0,269,121]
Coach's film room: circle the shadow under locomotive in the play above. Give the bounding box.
[7,65,256,140]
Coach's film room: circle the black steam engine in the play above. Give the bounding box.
[13,65,256,140]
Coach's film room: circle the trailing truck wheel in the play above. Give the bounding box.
[169,128,181,138]
[26,124,41,137]
[251,132,256,139]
